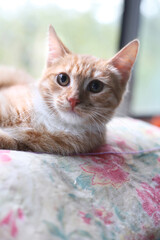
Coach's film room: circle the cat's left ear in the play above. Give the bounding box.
[47,25,71,67]
[108,39,139,82]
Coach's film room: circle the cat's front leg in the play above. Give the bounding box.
[0,130,18,150]
[16,130,104,155]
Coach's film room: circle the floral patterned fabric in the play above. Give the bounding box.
[0,117,160,240]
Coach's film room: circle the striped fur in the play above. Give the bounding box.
[0,26,139,154]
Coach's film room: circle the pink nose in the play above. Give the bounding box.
[68,97,80,110]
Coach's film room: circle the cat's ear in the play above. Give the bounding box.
[47,25,71,67]
[108,39,139,82]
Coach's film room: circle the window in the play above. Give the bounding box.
[131,0,160,117]
[0,0,123,78]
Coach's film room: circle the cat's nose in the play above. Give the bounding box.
[68,97,80,110]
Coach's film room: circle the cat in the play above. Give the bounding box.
[0,25,139,155]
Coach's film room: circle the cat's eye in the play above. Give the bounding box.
[87,80,104,93]
[57,73,70,87]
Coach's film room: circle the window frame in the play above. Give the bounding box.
[118,0,141,116]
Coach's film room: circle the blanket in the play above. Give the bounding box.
[0,118,160,240]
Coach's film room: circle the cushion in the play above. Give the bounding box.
[0,117,160,240]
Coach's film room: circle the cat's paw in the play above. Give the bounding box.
[0,130,17,150]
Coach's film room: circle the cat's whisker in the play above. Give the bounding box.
[89,114,101,135]
[91,111,109,123]
[89,112,105,138]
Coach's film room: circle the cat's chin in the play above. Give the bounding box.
[58,109,86,125]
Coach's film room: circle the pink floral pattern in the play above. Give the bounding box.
[136,175,160,226]
[80,145,129,187]
[79,211,91,224]
[79,208,114,226]
[115,139,134,151]
[0,150,11,162]
[127,233,155,240]
[0,209,24,237]
[94,208,114,225]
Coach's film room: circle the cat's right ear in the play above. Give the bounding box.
[47,25,71,67]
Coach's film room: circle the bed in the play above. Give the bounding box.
[0,117,160,240]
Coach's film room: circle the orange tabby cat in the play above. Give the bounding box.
[0,25,139,154]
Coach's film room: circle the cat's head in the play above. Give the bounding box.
[39,25,139,125]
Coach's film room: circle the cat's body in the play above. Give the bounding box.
[0,64,106,154]
[0,26,139,154]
